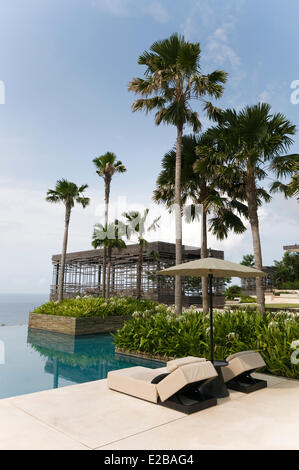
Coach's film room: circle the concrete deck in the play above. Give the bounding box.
[0,372,298,450]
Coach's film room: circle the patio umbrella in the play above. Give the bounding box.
[157,257,266,363]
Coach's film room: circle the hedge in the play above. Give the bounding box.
[114,306,299,379]
[32,296,159,318]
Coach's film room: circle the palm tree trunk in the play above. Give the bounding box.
[106,246,112,300]
[174,124,183,314]
[58,204,71,302]
[102,178,111,297]
[137,241,143,299]
[102,248,107,297]
[246,165,265,314]
[104,178,110,227]
[201,204,209,313]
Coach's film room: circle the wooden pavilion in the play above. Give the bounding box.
[51,241,225,307]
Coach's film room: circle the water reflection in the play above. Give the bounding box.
[27,328,164,389]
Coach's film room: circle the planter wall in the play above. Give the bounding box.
[28,313,131,336]
[115,347,169,363]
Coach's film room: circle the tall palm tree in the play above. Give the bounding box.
[272,157,299,201]
[93,152,126,296]
[92,221,126,299]
[46,179,90,302]
[154,134,247,312]
[122,210,160,299]
[207,103,298,313]
[129,33,227,313]
[240,254,255,267]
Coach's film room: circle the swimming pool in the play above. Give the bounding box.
[0,325,164,400]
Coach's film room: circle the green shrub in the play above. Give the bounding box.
[114,307,299,379]
[239,295,256,304]
[276,281,299,290]
[225,285,241,300]
[32,296,159,318]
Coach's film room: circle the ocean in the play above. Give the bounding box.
[0,294,48,326]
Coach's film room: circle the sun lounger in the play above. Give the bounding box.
[108,357,218,414]
[221,350,267,393]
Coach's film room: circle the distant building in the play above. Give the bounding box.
[51,241,225,307]
[241,245,299,294]
[241,266,277,294]
[284,244,299,253]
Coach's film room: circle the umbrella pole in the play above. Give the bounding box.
[208,274,214,363]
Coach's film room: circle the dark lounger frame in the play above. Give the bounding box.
[156,377,217,414]
[226,370,267,394]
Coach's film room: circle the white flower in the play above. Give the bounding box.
[166,314,174,322]
[227,332,239,341]
[268,321,279,330]
[132,311,140,318]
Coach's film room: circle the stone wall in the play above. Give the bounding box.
[115,347,169,363]
[28,313,131,336]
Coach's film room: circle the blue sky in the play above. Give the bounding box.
[0,0,298,293]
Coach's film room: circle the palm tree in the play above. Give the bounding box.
[92,221,126,299]
[93,152,126,296]
[153,134,247,312]
[207,103,298,313]
[46,179,90,302]
[129,33,227,313]
[122,210,160,299]
[272,157,299,201]
[240,254,255,267]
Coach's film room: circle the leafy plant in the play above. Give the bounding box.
[225,285,241,299]
[33,296,159,318]
[114,307,299,379]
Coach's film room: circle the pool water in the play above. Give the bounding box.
[0,326,164,400]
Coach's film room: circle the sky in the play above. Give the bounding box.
[0,0,298,293]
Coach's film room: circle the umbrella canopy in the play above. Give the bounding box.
[157,257,266,278]
[157,257,265,376]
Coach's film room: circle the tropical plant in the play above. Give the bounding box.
[286,165,299,200]
[153,134,247,312]
[206,103,298,313]
[274,251,299,288]
[46,179,90,302]
[129,33,227,313]
[92,221,127,299]
[271,156,299,201]
[93,152,127,296]
[240,254,255,267]
[122,209,160,299]
[33,296,159,318]
[225,285,241,299]
[114,307,299,379]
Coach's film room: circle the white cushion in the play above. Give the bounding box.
[222,351,266,383]
[157,361,217,402]
[166,356,206,373]
[226,350,257,362]
[108,366,167,403]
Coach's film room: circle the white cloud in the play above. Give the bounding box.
[0,179,298,293]
[146,1,169,24]
[258,81,290,107]
[180,1,245,84]
[92,0,169,23]
[92,0,131,17]
[205,23,241,69]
